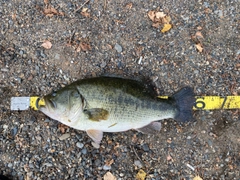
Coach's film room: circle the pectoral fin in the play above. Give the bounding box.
[84,108,109,121]
[136,122,161,134]
[86,129,103,148]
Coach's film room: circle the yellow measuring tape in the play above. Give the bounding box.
[30,97,46,110]
[158,96,240,110]
[193,96,240,110]
[30,96,240,111]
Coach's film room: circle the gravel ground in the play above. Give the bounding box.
[0,0,240,179]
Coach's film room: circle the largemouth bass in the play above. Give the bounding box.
[39,77,195,148]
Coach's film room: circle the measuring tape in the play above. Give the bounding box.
[193,96,240,110]
[158,96,240,110]
[11,96,240,111]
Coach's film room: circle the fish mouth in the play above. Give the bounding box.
[38,97,56,110]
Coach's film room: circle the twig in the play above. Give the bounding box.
[104,0,107,11]
[74,0,90,13]
[69,30,76,44]
[131,145,145,167]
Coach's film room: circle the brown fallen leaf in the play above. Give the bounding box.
[155,11,166,18]
[80,42,91,51]
[76,45,81,52]
[147,10,155,22]
[167,154,173,161]
[41,40,52,49]
[152,22,160,28]
[103,172,116,180]
[44,7,58,15]
[50,7,58,14]
[195,43,203,52]
[125,2,133,9]
[163,16,171,24]
[148,10,172,33]
[81,8,90,18]
[105,159,114,166]
[58,124,69,134]
[43,5,64,17]
[81,11,90,17]
[12,12,16,21]
[44,0,49,5]
[195,31,204,39]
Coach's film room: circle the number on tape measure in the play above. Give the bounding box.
[194,98,205,109]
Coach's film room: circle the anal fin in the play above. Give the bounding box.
[86,129,103,148]
[136,122,161,134]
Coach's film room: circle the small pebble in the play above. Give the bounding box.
[3,125,8,129]
[103,165,111,170]
[134,160,143,168]
[81,148,87,155]
[76,142,84,149]
[142,144,150,152]
[59,133,70,140]
[114,43,122,53]
[8,163,13,168]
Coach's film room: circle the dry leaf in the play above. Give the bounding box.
[76,45,81,52]
[58,124,69,134]
[43,6,64,17]
[167,154,173,161]
[136,169,146,180]
[165,16,171,23]
[46,14,54,18]
[41,40,52,49]
[12,13,16,21]
[132,134,138,143]
[195,31,204,39]
[152,23,160,28]
[162,16,171,24]
[155,11,166,18]
[43,8,52,14]
[193,175,203,180]
[44,0,49,5]
[81,8,90,17]
[161,23,172,33]
[125,2,133,9]
[148,10,172,33]
[103,172,116,180]
[82,8,88,12]
[50,7,58,14]
[59,11,65,16]
[195,43,203,52]
[105,159,114,166]
[80,42,91,51]
[204,8,211,14]
[147,10,155,21]
[81,11,90,18]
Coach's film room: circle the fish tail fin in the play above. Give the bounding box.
[172,87,195,123]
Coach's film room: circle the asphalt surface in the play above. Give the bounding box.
[0,0,239,179]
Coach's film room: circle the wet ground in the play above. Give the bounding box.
[0,0,239,179]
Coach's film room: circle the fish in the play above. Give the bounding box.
[39,76,195,148]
